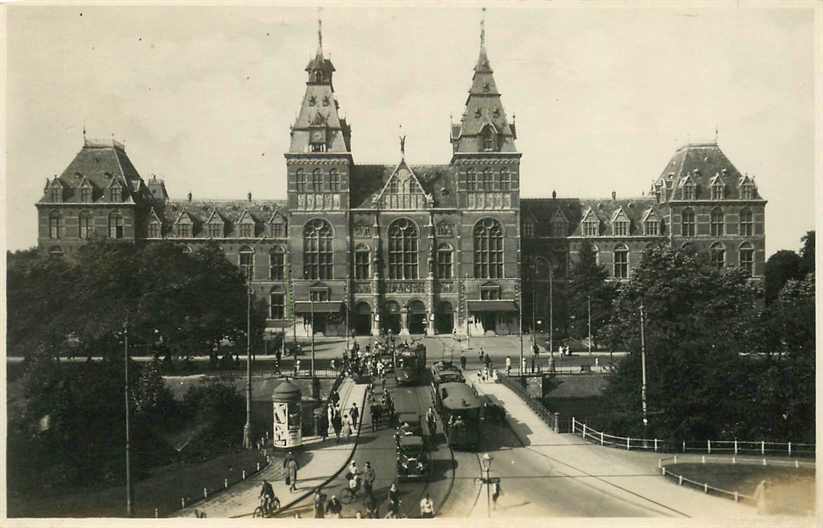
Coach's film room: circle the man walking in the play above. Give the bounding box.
[350,402,360,434]
[419,493,435,518]
[313,490,326,518]
[426,407,437,437]
[363,461,376,498]
[505,355,512,376]
[332,410,343,443]
[283,451,298,493]
[460,352,467,371]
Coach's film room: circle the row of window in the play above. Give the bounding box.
[464,169,513,192]
[46,185,122,203]
[682,208,753,237]
[294,168,342,192]
[152,221,287,239]
[48,212,124,240]
[657,179,756,201]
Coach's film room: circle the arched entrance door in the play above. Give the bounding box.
[353,302,372,336]
[407,300,427,335]
[435,301,454,334]
[384,301,401,335]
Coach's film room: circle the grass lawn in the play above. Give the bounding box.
[9,449,269,518]
[669,463,814,514]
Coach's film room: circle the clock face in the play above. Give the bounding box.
[310,130,325,143]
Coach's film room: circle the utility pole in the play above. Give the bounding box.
[310,295,316,378]
[548,265,553,360]
[243,279,253,449]
[639,301,648,431]
[587,295,592,356]
[123,317,133,517]
[517,252,524,379]
[464,272,471,352]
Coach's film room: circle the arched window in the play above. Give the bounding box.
[500,169,511,191]
[295,169,306,192]
[739,242,755,276]
[311,169,323,192]
[109,213,124,239]
[614,244,629,279]
[329,168,339,192]
[592,244,600,266]
[269,246,285,280]
[354,244,370,280]
[303,219,333,279]
[474,218,503,279]
[437,243,453,279]
[740,209,753,237]
[681,208,695,237]
[239,246,254,279]
[80,186,92,203]
[79,212,93,239]
[388,219,418,279]
[49,212,61,239]
[710,242,725,268]
[482,168,493,191]
[711,181,724,200]
[482,126,497,152]
[710,208,724,236]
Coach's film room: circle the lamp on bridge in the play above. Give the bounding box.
[480,453,494,518]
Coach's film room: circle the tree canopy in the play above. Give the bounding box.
[567,241,616,349]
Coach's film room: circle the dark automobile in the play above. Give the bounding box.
[396,435,430,480]
[284,342,304,356]
[480,395,506,424]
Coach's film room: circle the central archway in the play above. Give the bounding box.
[383,301,401,335]
[407,300,427,335]
[353,302,372,336]
[435,301,454,334]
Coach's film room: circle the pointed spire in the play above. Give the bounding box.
[480,7,486,49]
[317,7,323,57]
[399,124,406,157]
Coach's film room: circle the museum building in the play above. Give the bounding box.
[35,21,767,338]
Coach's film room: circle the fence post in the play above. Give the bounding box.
[662,467,666,476]
[788,442,792,457]
[734,439,738,455]
[762,458,767,466]
[701,455,705,464]
[734,491,739,502]
[155,508,159,518]
[795,460,799,469]
[203,487,208,499]
[571,417,576,434]
[658,458,662,469]
[732,456,736,465]
[554,412,560,433]
[682,441,686,453]
[704,483,708,493]
[707,440,711,455]
[242,469,247,480]
[674,455,677,464]
[627,437,631,451]
[181,497,186,509]
[224,478,229,489]
[654,438,658,452]
[761,441,765,455]
[678,475,683,486]
[601,432,604,446]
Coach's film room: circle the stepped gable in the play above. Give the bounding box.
[43,138,148,204]
[350,163,456,209]
[654,142,761,201]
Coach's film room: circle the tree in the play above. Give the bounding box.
[603,245,763,441]
[799,230,815,276]
[567,241,616,349]
[764,249,802,303]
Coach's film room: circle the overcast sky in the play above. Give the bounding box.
[5,5,815,256]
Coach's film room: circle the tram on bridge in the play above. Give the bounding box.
[436,381,481,451]
[395,342,428,386]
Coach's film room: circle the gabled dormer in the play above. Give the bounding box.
[373,157,432,210]
[45,177,64,203]
[579,207,600,237]
[236,209,258,238]
[205,208,227,238]
[709,173,725,200]
[147,207,163,238]
[78,176,95,203]
[679,173,696,200]
[641,208,661,236]
[610,207,631,236]
[268,210,288,238]
[107,176,125,203]
[173,210,197,238]
[738,174,757,200]
[550,208,568,237]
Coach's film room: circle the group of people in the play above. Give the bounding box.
[321,398,361,444]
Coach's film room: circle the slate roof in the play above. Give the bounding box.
[654,142,762,201]
[41,139,150,204]
[350,162,457,209]
[522,197,662,237]
[159,199,288,230]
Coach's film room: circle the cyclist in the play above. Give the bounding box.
[346,472,361,501]
[326,495,343,519]
[259,480,276,516]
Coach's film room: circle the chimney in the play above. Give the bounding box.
[611,191,616,201]
[552,190,557,199]
[187,192,192,202]
[248,192,252,202]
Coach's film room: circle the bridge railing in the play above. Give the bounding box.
[498,375,561,432]
[571,417,815,457]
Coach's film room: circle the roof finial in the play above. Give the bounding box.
[399,124,406,157]
[714,124,719,144]
[317,7,323,56]
[480,7,486,49]
[82,121,86,143]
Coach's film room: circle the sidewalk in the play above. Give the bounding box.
[175,378,369,518]
[472,380,755,518]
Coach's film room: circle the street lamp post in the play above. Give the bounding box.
[517,252,524,379]
[123,318,133,517]
[548,264,553,361]
[639,301,648,431]
[480,453,494,518]
[464,272,471,352]
[587,295,592,356]
[243,280,253,449]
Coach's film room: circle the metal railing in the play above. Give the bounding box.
[498,375,560,432]
[571,417,815,457]
[658,454,815,505]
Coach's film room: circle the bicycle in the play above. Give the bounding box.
[341,478,361,504]
[252,495,281,518]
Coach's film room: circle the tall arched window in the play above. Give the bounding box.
[239,246,254,279]
[614,244,629,279]
[681,208,695,237]
[295,169,306,192]
[49,212,61,239]
[437,243,453,279]
[354,244,370,280]
[710,242,725,268]
[740,209,753,237]
[739,242,755,276]
[269,246,285,280]
[303,219,333,279]
[311,169,323,192]
[109,213,124,239]
[388,219,418,279]
[474,218,503,278]
[710,208,724,236]
[329,168,339,192]
[79,212,93,239]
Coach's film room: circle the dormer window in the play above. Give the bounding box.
[308,95,317,106]
[313,71,323,83]
[80,186,92,203]
[111,184,122,202]
[523,222,534,238]
[481,126,497,152]
[741,182,755,200]
[683,182,696,200]
[613,220,629,237]
[148,221,161,239]
[209,223,223,238]
[582,219,599,237]
[711,181,724,200]
[49,186,62,202]
[644,220,659,236]
[551,219,567,237]
[271,218,287,238]
[240,223,254,238]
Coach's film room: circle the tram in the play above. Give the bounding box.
[395,342,428,386]
[436,381,482,450]
[430,361,464,388]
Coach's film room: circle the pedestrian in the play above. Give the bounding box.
[283,451,298,492]
[295,359,301,376]
[326,495,342,519]
[345,412,355,439]
[479,346,484,361]
[370,400,380,432]
[387,482,400,518]
[331,359,336,372]
[426,407,437,436]
[350,402,360,433]
[419,493,435,518]
[333,411,343,443]
[484,353,492,370]
[460,353,467,370]
[365,492,379,518]
[363,461,376,498]
[505,355,512,376]
[348,460,359,479]
[531,356,536,374]
[319,407,329,442]
[492,479,501,509]
[313,490,326,518]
